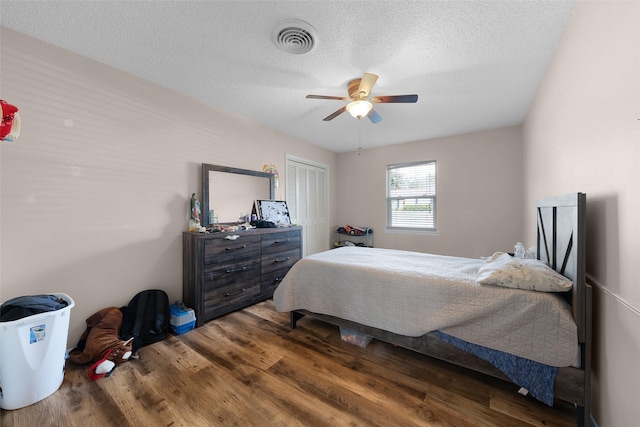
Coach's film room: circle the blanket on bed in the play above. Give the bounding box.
[433,331,557,405]
[273,247,578,367]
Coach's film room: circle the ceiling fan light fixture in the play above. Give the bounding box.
[346,100,372,119]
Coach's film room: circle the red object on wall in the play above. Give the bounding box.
[1,100,20,141]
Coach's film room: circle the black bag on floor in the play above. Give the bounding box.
[119,289,169,351]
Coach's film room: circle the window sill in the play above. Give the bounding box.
[384,228,439,236]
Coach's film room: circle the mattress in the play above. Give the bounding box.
[273,246,578,367]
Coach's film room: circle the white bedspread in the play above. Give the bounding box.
[273,247,578,367]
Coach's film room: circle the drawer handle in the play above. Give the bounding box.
[226,265,247,273]
[275,257,290,263]
[274,239,291,244]
[226,244,247,251]
[225,288,246,297]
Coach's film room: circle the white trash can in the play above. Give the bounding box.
[0,293,74,410]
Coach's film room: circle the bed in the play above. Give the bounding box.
[273,193,591,426]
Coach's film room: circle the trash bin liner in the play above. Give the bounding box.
[0,293,75,410]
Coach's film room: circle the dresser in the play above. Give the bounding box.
[183,226,302,327]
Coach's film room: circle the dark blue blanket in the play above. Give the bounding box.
[434,331,558,406]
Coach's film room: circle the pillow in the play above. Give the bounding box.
[476,252,573,292]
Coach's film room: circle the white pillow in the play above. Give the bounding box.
[476,252,573,292]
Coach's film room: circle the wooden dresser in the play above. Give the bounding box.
[183,226,302,327]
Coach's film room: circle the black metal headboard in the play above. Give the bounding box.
[536,192,587,343]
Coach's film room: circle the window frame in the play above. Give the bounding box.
[386,160,437,232]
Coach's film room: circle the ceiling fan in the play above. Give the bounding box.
[306,73,418,123]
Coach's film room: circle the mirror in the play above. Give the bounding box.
[202,164,275,226]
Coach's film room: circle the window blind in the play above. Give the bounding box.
[387,161,436,230]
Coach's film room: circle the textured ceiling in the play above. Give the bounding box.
[1,1,575,153]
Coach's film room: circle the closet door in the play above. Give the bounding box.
[286,157,328,256]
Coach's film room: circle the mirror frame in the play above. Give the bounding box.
[202,164,276,227]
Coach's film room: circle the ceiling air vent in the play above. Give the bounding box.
[272,19,317,55]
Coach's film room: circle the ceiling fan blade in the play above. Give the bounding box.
[306,94,349,101]
[357,73,379,97]
[367,109,382,124]
[323,106,347,121]
[372,94,418,103]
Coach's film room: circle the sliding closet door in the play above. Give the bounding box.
[286,156,328,257]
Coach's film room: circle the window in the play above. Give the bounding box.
[387,161,436,230]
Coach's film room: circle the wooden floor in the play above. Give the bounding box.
[1,299,577,426]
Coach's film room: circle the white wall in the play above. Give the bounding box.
[336,126,524,258]
[523,1,640,425]
[0,28,338,346]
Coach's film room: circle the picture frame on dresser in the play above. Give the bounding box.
[255,200,292,226]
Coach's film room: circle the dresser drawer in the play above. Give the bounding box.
[261,248,300,275]
[261,267,293,295]
[204,235,261,265]
[261,230,301,255]
[203,272,261,319]
[204,260,261,281]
